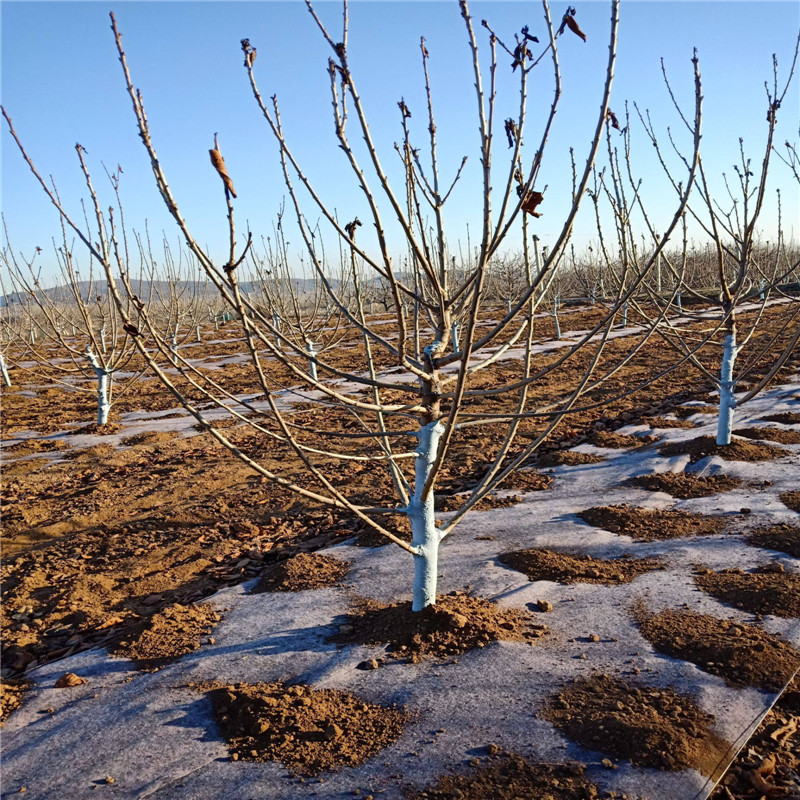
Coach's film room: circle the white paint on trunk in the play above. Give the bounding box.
[716,332,739,446]
[405,419,446,611]
[553,293,561,340]
[0,351,11,387]
[195,324,201,343]
[451,321,460,353]
[306,339,318,382]
[621,300,628,327]
[85,347,111,426]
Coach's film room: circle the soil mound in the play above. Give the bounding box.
[675,404,720,418]
[745,523,800,557]
[626,472,741,499]
[643,416,696,429]
[733,426,800,445]
[535,450,605,467]
[3,438,67,457]
[331,591,546,663]
[658,435,786,463]
[587,431,658,449]
[413,752,638,800]
[498,548,662,585]
[634,606,800,691]
[198,681,407,775]
[1,679,29,723]
[111,603,219,667]
[121,431,180,447]
[780,491,800,513]
[759,411,800,424]
[578,504,726,541]
[435,470,553,512]
[67,422,123,436]
[694,566,800,618]
[253,552,349,593]
[542,675,730,777]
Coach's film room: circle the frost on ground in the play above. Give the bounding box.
[1,379,798,800]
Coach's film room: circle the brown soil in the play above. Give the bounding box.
[694,566,800,618]
[110,603,220,667]
[626,472,741,499]
[541,675,731,777]
[733,426,800,445]
[67,422,124,436]
[587,430,658,449]
[780,491,800,513]
[331,591,546,663]
[578,504,727,541]
[1,679,29,723]
[120,430,181,447]
[435,470,553,512]
[634,606,800,691]
[535,450,606,467]
[412,752,640,800]
[252,552,350,593]
[745,523,800,557]
[197,680,408,776]
[711,674,800,800]
[2,438,68,458]
[642,416,696,429]
[353,522,413,548]
[759,411,800,424]
[659,435,787,463]
[498,548,663,585]
[675,404,720,418]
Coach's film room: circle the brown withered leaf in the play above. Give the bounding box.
[521,190,544,217]
[564,13,587,42]
[209,137,237,199]
[607,109,621,130]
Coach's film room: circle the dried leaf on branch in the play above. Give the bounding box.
[521,190,544,217]
[558,7,587,42]
[209,134,237,198]
[607,109,621,130]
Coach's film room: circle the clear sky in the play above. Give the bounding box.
[2,0,799,284]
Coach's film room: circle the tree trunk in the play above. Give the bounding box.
[716,331,738,446]
[407,420,445,611]
[85,347,111,426]
[0,351,11,387]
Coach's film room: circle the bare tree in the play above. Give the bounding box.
[4,0,708,611]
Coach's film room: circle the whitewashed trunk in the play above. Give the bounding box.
[553,294,561,340]
[406,420,445,611]
[273,313,282,350]
[195,324,201,343]
[621,301,628,327]
[716,332,738,446]
[677,291,683,313]
[85,347,111,425]
[306,340,318,382]
[0,351,11,387]
[451,321,460,353]
[100,325,107,354]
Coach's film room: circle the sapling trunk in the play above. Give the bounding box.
[406,419,445,611]
[0,350,11,387]
[451,321,460,353]
[621,300,628,327]
[716,331,738,446]
[553,293,561,340]
[85,346,111,425]
[195,324,201,343]
[306,339,318,382]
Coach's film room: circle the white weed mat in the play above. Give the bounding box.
[2,380,799,800]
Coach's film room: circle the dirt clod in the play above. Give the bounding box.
[412,752,639,800]
[541,675,731,778]
[331,592,546,662]
[578,504,726,541]
[111,602,219,667]
[780,491,800,513]
[733,426,800,445]
[745,523,800,557]
[54,672,87,688]
[498,548,662,584]
[1,679,29,722]
[197,680,407,775]
[626,472,741,499]
[694,566,800,618]
[659,435,786,463]
[634,605,800,691]
[253,552,350,593]
[759,411,800,424]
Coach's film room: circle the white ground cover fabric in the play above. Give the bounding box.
[2,379,798,800]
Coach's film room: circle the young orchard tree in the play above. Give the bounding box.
[5,1,707,611]
[632,40,800,445]
[1,214,148,426]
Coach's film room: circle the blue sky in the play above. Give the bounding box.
[2,1,799,284]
